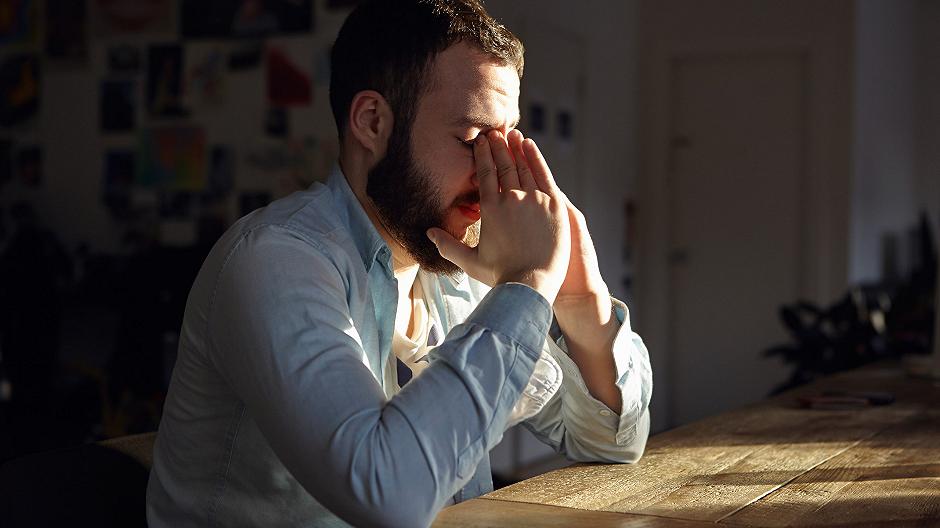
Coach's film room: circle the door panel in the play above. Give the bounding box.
[669,54,805,424]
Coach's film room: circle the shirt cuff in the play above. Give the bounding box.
[465,282,554,360]
[550,297,648,446]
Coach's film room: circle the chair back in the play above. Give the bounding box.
[0,432,156,527]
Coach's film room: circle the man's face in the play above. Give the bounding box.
[366,42,520,275]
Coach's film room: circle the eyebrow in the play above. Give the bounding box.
[452,113,521,131]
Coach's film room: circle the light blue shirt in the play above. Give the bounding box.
[147,168,652,528]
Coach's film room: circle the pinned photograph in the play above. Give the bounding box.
[185,45,227,108]
[0,54,40,127]
[90,0,175,37]
[147,44,188,117]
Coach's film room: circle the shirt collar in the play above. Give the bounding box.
[326,165,392,275]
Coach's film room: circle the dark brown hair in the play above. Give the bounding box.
[329,0,524,140]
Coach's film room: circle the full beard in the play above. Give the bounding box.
[366,132,480,276]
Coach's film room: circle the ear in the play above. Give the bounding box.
[347,90,394,160]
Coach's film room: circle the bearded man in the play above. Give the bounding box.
[147,1,652,526]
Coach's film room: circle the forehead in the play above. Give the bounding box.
[420,42,520,128]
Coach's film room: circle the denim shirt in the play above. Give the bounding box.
[147,167,652,528]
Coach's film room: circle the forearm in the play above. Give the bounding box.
[554,292,622,413]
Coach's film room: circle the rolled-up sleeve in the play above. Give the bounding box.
[207,226,553,528]
[522,297,653,463]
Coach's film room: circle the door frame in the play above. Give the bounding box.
[636,36,852,430]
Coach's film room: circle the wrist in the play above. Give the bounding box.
[499,270,560,305]
[554,292,616,349]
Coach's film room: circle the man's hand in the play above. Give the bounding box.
[426,130,570,305]
[504,131,622,413]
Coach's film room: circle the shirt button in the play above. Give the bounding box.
[599,409,613,417]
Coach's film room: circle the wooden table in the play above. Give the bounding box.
[434,362,940,527]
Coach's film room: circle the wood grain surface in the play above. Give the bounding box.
[436,363,940,527]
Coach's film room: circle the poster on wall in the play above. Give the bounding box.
[90,0,175,37]
[45,0,87,61]
[0,54,40,127]
[185,45,227,108]
[0,0,37,46]
[266,46,311,107]
[181,0,313,39]
[138,126,207,191]
[100,80,136,132]
[147,44,188,117]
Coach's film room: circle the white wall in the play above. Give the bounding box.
[850,0,918,284]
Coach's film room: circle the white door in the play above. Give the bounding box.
[668,53,806,424]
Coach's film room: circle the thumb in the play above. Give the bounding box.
[426,227,476,268]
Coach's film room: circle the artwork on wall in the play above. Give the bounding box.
[181,0,313,39]
[185,45,227,107]
[0,54,40,127]
[100,80,136,132]
[15,145,41,187]
[45,0,87,61]
[266,46,311,107]
[138,126,207,191]
[90,0,175,37]
[103,149,136,218]
[108,45,141,73]
[0,0,37,46]
[147,44,188,117]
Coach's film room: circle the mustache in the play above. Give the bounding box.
[453,190,481,207]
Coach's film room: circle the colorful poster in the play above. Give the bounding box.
[138,126,207,191]
[0,54,40,127]
[181,0,312,39]
[90,0,174,37]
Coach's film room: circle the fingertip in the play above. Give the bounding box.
[425,229,438,246]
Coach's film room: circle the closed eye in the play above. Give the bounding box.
[459,138,475,149]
